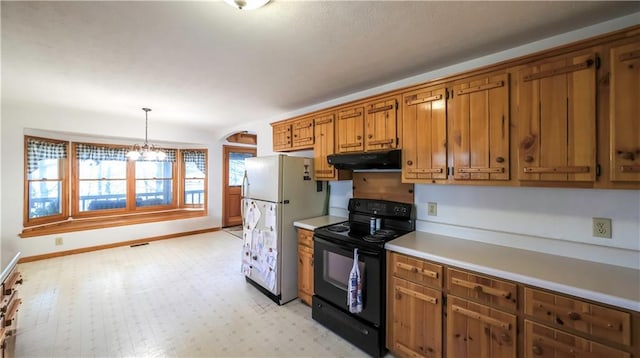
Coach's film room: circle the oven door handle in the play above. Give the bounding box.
[314,236,380,257]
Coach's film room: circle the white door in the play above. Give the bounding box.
[245,155,282,202]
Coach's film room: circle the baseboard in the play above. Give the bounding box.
[18,227,220,263]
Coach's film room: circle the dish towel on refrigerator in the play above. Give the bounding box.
[347,248,363,313]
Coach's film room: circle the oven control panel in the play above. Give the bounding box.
[348,198,413,219]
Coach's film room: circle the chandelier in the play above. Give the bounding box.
[224,0,270,10]
[126,108,166,161]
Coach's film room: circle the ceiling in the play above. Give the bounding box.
[2,1,639,134]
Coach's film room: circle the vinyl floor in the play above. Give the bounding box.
[15,231,370,357]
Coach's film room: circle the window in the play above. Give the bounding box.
[22,135,207,236]
[228,151,253,186]
[76,144,128,212]
[24,137,68,225]
[182,150,207,207]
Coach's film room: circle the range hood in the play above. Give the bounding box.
[327,149,401,171]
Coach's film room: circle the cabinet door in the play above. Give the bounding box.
[610,41,640,182]
[402,86,448,181]
[292,118,314,149]
[297,245,314,306]
[365,97,398,151]
[450,73,509,180]
[391,277,442,358]
[337,106,365,153]
[524,320,630,358]
[313,113,338,180]
[517,50,597,182]
[447,296,517,358]
[272,123,292,151]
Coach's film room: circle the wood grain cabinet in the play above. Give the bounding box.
[272,118,315,152]
[523,287,633,357]
[297,228,314,306]
[609,41,640,182]
[0,267,22,358]
[313,112,351,181]
[446,268,518,358]
[402,85,448,182]
[516,49,598,182]
[388,252,443,358]
[272,122,292,152]
[336,105,365,153]
[449,72,510,181]
[364,96,400,152]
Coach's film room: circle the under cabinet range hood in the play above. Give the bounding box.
[327,149,401,171]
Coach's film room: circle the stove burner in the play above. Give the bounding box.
[362,229,398,243]
[326,224,349,232]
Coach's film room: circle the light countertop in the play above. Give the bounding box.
[386,232,640,312]
[293,215,347,231]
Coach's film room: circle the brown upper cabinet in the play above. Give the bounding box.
[402,85,448,182]
[336,105,365,153]
[516,49,598,182]
[449,73,510,181]
[272,121,292,152]
[313,112,351,181]
[271,117,315,152]
[364,96,400,152]
[609,41,640,182]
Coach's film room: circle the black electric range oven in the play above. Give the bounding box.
[312,198,415,357]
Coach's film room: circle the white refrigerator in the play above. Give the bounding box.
[240,155,326,305]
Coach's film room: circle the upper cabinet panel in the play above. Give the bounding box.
[336,106,365,153]
[402,86,448,182]
[609,41,640,182]
[516,50,598,182]
[364,96,400,152]
[272,122,292,152]
[450,73,510,181]
[292,118,314,149]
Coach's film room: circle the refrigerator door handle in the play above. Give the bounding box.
[241,170,248,198]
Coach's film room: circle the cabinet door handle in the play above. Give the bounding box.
[339,111,362,119]
[395,286,437,305]
[457,167,505,173]
[523,57,595,82]
[395,262,438,279]
[620,165,640,173]
[339,142,362,148]
[367,104,394,114]
[451,277,512,299]
[523,166,590,173]
[495,156,505,163]
[451,305,511,330]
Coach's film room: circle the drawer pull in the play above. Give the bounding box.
[451,305,511,330]
[395,262,438,279]
[620,165,640,173]
[339,142,362,149]
[451,277,512,299]
[395,286,437,304]
[395,342,429,358]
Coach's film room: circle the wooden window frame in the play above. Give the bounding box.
[21,136,208,238]
[23,136,70,227]
[181,149,208,209]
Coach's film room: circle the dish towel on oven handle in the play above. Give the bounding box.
[347,248,363,313]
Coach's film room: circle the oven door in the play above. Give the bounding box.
[313,235,383,326]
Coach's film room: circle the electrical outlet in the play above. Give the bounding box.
[592,218,612,239]
[55,237,64,245]
[427,202,437,216]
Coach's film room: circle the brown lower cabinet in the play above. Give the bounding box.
[387,251,639,358]
[297,228,314,306]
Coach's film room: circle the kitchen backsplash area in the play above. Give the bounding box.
[329,180,640,269]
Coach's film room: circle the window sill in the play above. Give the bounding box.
[20,209,207,238]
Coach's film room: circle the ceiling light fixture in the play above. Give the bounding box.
[224,0,270,10]
[126,108,166,161]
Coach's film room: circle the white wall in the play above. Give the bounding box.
[1,102,219,259]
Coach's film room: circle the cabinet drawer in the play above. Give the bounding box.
[524,320,630,358]
[447,268,517,311]
[524,287,631,346]
[297,229,314,248]
[390,253,442,288]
